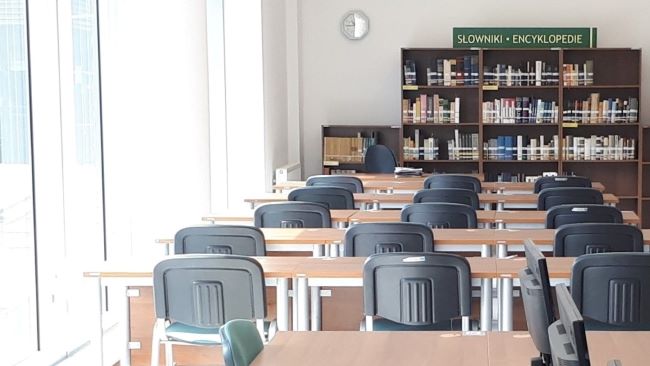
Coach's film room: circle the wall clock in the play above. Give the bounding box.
[341,10,369,40]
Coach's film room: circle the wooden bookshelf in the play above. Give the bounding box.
[400,47,643,214]
[321,125,401,174]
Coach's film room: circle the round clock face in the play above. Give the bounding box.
[341,10,369,40]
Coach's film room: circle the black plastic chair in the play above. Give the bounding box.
[344,222,434,257]
[364,144,397,174]
[174,225,265,255]
[545,204,623,229]
[287,186,354,209]
[362,252,472,331]
[571,253,650,329]
[401,203,477,228]
[413,188,479,210]
[152,255,268,366]
[537,187,603,210]
[254,202,331,228]
[423,174,482,193]
[554,223,643,257]
[305,175,364,193]
[534,175,592,193]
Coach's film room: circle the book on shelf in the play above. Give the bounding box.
[331,169,358,174]
[482,97,558,124]
[484,134,559,161]
[563,94,638,124]
[402,95,460,124]
[448,130,479,160]
[483,61,559,86]
[403,129,439,160]
[404,59,417,85]
[323,135,377,164]
[562,134,636,160]
[562,60,594,86]
[425,56,479,86]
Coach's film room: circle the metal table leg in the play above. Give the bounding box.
[296,276,309,331]
[276,278,289,331]
[310,286,321,331]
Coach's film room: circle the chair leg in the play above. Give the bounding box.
[164,343,174,366]
[151,321,161,366]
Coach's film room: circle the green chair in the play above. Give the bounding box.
[220,319,264,366]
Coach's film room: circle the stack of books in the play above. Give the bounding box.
[402,95,460,124]
[483,61,559,86]
[563,94,638,124]
[425,56,479,86]
[482,97,558,124]
[484,135,559,161]
[563,135,636,160]
[562,60,594,86]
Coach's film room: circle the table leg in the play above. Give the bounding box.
[291,278,298,331]
[122,286,131,366]
[481,278,492,331]
[312,245,324,257]
[276,278,289,331]
[500,278,514,331]
[310,286,321,331]
[497,202,505,211]
[296,276,309,331]
[92,276,104,366]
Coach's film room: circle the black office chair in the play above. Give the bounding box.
[413,188,479,209]
[287,186,354,209]
[534,175,592,193]
[537,187,603,210]
[423,174,482,193]
[519,240,554,365]
[554,223,643,257]
[545,204,623,229]
[174,225,265,255]
[254,201,331,228]
[343,222,434,257]
[364,144,397,174]
[362,252,472,331]
[571,253,650,329]
[305,175,364,193]
[401,203,477,228]
[151,255,268,366]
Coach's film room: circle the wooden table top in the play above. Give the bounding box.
[293,256,497,279]
[349,210,496,223]
[495,257,576,278]
[586,331,650,365]
[274,180,606,193]
[494,210,639,225]
[251,331,489,366]
[486,331,538,366]
[201,209,357,223]
[245,192,619,205]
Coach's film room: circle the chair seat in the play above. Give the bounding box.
[165,320,275,345]
[369,317,478,331]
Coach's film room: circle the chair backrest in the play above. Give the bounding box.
[554,223,643,257]
[153,255,266,327]
[305,175,364,193]
[423,174,482,193]
[287,186,354,209]
[343,222,434,257]
[174,225,265,255]
[363,252,471,327]
[519,239,554,359]
[400,203,477,228]
[413,188,479,209]
[571,253,650,327]
[545,204,624,229]
[548,285,590,366]
[537,187,604,210]
[534,175,592,193]
[364,144,397,174]
[253,202,332,228]
[220,319,264,366]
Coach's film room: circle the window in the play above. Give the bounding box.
[0,0,38,364]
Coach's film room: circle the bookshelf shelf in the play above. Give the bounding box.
[563,160,638,163]
[563,85,640,89]
[403,85,479,90]
[403,160,479,163]
[483,124,558,127]
[561,123,639,127]
[618,196,640,200]
[482,85,558,89]
[403,123,479,127]
[483,160,558,163]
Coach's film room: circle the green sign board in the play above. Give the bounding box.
[453,27,597,48]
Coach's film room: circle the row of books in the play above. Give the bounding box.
[563,135,636,160]
[402,95,460,124]
[425,56,480,86]
[484,135,559,161]
[482,98,558,124]
[487,172,549,183]
[323,135,376,165]
[403,129,478,161]
[483,61,559,86]
[563,61,594,86]
[563,95,638,124]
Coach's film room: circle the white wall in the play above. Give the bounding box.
[100,0,211,255]
[262,0,289,189]
[296,0,650,177]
